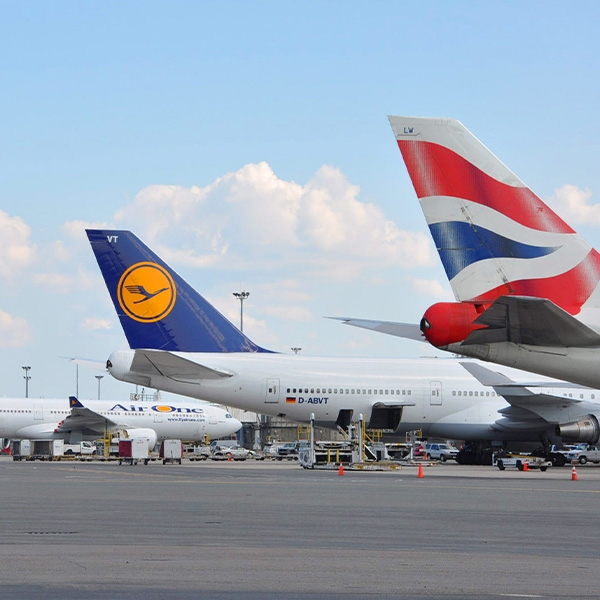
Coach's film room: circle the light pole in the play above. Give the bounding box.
[95,375,104,400]
[233,291,250,332]
[22,366,31,398]
[291,347,302,355]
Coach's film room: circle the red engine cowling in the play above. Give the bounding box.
[420,302,487,348]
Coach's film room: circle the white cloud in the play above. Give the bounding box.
[32,268,97,294]
[408,277,453,300]
[0,211,36,280]
[0,309,31,348]
[111,162,437,279]
[546,184,600,226]
[262,305,314,322]
[80,317,114,333]
[62,220,114,241]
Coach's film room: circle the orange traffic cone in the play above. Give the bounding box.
[338,464,344,476]
[228,455,233,462]
[523,461,529,471]
[417,463,424,478]
[572,466,578,481]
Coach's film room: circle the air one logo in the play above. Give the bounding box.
[117,262,176,323]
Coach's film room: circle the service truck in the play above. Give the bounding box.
[63,441,96,455]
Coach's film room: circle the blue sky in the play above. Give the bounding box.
[2,1,600,401]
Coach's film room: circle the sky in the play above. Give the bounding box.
[2,0,600,402]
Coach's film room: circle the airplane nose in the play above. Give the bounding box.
[231,417,242,433]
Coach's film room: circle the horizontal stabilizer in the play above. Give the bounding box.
[67,358,108,372]
[329,317,424,342]
[131,349,233,382]
[465,296,600,348]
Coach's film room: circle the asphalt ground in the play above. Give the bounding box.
[1,457,599,600]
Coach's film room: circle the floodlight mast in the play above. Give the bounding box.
[233,291,250,332]
[22,366,31,398]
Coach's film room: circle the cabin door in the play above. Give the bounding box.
[265,378,280,403]
[430,381,442,405]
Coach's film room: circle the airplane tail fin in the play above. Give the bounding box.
[69,396,84,408]
[389,116,600,313]
[86,230,270,353]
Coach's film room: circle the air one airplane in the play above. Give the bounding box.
[0,395,241,450]
[85,229,600,464]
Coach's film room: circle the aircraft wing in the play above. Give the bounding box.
[53,397,119,436]
[460,362,593,430]
[130,349,234,383]
[464,296,600,348]
[328,317,425,342]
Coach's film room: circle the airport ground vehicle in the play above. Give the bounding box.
[494,453,552,472]
[425,443,458,462]
[276,441,309,458]
[64,441,96,455]
[209,440,251,461]
[566,446,600,464]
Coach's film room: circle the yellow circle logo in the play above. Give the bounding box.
[117,262,176,323]
[153,405,174,413]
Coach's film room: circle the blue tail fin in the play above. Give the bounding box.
[86,230,270,353]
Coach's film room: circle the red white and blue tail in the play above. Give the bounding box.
[389,116,600,315]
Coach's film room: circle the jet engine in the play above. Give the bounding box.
[556,415,600,444]
[123,428,158,452]
[420,302,487,348]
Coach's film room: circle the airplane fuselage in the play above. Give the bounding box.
[108,351,590,442]
[0,397,240,442]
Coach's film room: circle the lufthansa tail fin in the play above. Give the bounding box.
[389,116,600,314]
[69,396,84,408]
[86,230,271,353]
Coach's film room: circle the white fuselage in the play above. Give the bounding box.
[0,397,241,442]
[108,351,593,442]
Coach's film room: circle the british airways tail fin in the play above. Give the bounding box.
[389,116,600,313]
[86,230,271,353]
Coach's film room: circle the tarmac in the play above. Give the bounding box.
[1,456,599,599]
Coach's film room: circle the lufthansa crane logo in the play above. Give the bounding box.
[117,262,176,323]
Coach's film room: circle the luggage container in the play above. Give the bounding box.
[160,439,183,464]
[118,438,149,465]
[11,439,31,461]
[29,439,64,461]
